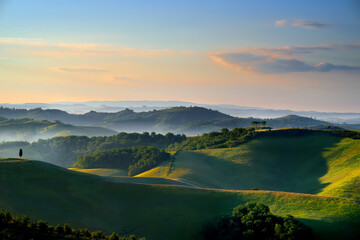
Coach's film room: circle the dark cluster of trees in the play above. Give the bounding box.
[327,130,360,139]
[28,132,185,167]
[74,146,171,176]
[87,132,186,151]
[202,203,313,240]
[168,128,256,150]
[255,128,360,140]
[250,121,267,127]
[0,209,144,240]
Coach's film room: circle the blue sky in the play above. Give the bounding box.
[2,0,359,49]
[0,0,359,111]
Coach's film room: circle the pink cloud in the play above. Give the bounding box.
[209,43,360,74]
[274,19,329,29]
[0,38,189,59]
[275,20,288,27]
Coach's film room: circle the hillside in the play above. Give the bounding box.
[268,115,330,128]
[97,106,233,133]
[137,132,360,201]
[0,132,185,167]
[179,115,330,134]
[0,158,358,240]
[0,106,332,134]
[0,106,231,132]
[3,101,360,124]
[0,117,117,141]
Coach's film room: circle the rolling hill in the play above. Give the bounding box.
[0,117,117,141]
[0,106,334,134]
[179,114,330,134]
[136,132,360,201]
[3,100,360,124]
[0,158,359,240]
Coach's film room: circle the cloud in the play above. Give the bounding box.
[50,67,108,73]
[275,20,288,27]
[0,38,188,59]
[257,43,360,56]
[256,59,360,74]
[209,43,360,74]
[103,75,153,86]
[275,19,329,29]
[292,20,329,29]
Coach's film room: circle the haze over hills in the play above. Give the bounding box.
[2,101,360,124]
[2,0,360,239]
[0,106,352,136]
[0,117,117,142]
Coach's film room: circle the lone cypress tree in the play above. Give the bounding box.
[19,149,23,158]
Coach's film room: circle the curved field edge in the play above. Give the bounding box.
[137,135,360,200]
[318,138,360,200]
[0,159,359,240]
[69,168,129,177]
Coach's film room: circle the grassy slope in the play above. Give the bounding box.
[138,134,360,200]
[318,138,360,200]
[70,160,176,184]
[139,134,335,191]
[0,158,359,240]
[135,160,171,178]
[69,168,129,177]
[70,166,189,186]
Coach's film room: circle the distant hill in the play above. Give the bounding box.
[178,114,330,134]
[2,101,360,124]
[339,124,360,131]
[0,117,117,141]
[0,106,335,135]
[96,106,233,133]
[267,115,330,128]
[0,158,359,240]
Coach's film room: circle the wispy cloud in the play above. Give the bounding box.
[275,19,288,27]
[102,75,156,87]
[0,38,188,59]
[275,19,329,29]
[50,67,108,73]
[209,43,360,74]
[292,20,329,29]
[255,59,360,74]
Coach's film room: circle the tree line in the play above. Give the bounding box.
[202,202,313,240]
[74,146,171,176]
[167,128,256,151]
[0,209,144,240]
[168,127,360,152]
[11,132,185,167]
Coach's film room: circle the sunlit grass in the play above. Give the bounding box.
[69,168,129,177]
[137,134,360,202]
[0,158,359,240]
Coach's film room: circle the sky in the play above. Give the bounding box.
[0,0,360,112]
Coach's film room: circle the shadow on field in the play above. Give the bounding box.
[173,134,342,194]
[298,217,360,240]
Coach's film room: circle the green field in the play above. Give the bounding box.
[0,158,359,240]
[137,134,360,200]
[2,132,360,239]
[69,168,129,177]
